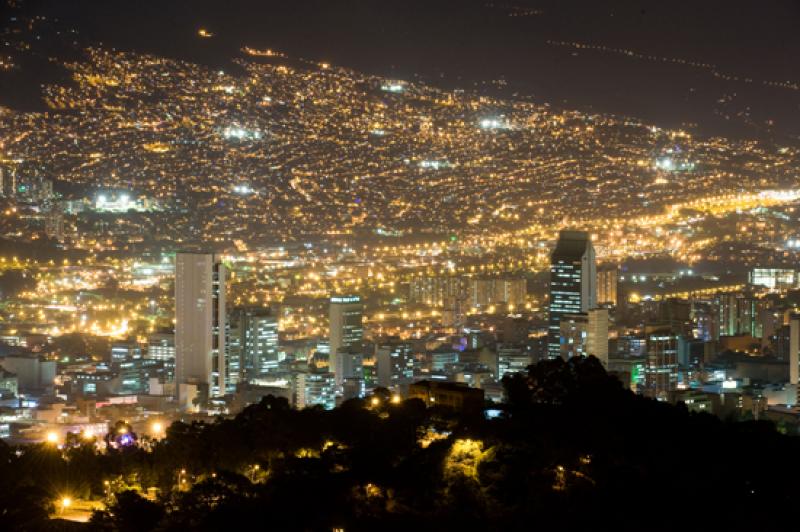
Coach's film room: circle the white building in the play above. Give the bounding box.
[175,253,226,408]
[329,296,363,386]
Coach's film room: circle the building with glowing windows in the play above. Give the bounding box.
[749,268,797,290]
[175,252,226,409]
[644,325,679,401]
[548,231,596,359]
[716,292,768,339]
[294,369,336,410]
[329,296,363,386]
[596,264,619,307]
[229,306,280,381]
[376,340,415,389]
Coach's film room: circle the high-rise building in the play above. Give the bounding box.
[336,348,365,399]
[230,307,280,381]
[376,340,414,388]
[409,276,465,307]
[175,252,226,408]
[559,308,609,366]
[596,264,618,307]
[716,292,768,338]
[644,325,679,401]
[329,296,363,386]
[494,277,527,308]
[548,231,596,358]
[467,276,527,309]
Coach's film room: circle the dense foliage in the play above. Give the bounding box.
[2,356,797,530]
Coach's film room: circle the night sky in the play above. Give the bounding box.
[4,0,800,140]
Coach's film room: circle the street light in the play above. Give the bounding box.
[60,496,72,515]
[46,431,59,445]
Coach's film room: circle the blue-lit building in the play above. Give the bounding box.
[548,231,596,358]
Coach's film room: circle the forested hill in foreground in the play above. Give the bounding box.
[1,356,797,530]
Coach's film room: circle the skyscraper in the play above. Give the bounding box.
[548,231,596,358]
[230,306,280,381]
[716,292,767,338]
[329,295,363,385]
[644,325,679,401]
[175,252,226,408]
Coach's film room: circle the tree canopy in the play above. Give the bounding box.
[1,356,797,530]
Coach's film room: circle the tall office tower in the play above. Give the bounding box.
[790,314,799,402]
[230,307,280,380]
[175,253,226,408]
[596,264,619,307]
[716,292,768,338]
[548,231,596,358]
[376,340,414,388]
[329,296,363,385]
[644,325,679,401]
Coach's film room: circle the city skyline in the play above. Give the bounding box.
[0,1,799,529]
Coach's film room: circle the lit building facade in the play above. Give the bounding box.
[376,341,414,389]
[329,296,363,386]
[716,292,767,338]
[596,264,618,307]
[548,231,596,358]
[644,326,679,401]
[230,306,280,381]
